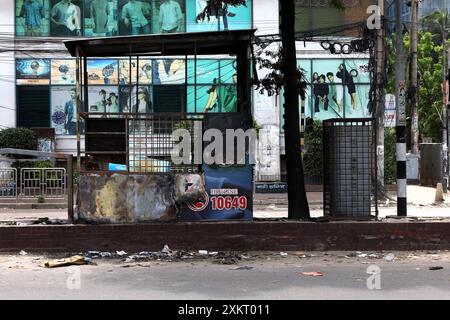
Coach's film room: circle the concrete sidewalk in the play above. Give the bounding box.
[0,185,449,224]
[255,185,450,207]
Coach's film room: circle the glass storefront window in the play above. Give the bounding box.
[16,0,252,37]
[20,57,242,135]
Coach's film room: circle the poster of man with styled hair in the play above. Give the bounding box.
[16,0,50,36]
[84,0,118,36]
[119,0,152,35]
[50,0,82,36]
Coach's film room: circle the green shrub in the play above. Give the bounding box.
[384,128,396,184]
[303,121,323,177]
[33,160,54,168]
[0,128,38,151]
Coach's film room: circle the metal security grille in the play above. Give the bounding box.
[323,118,378,219]
[0,168,17,198]
[128,114,203,174]
[20,168,67,199]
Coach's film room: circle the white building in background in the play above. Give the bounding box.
[0,0,371,183]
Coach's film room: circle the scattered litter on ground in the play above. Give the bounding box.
[213,252,242,265]
[19,250,27,256]
[32,217,67,225]
[87,251,100,257]
[43,255,94,268]
[121,263,149,268]
[384,253,395,262]
[232,266,253,271]
[161,245,172,255]
[351,276,364,282]
[429,266,444,271]
[280,252,288,257]
[301,272,324,277]
[32,218,49,225]
[116,251,127,257]
[124,257,135,263]
[84,247,251,266]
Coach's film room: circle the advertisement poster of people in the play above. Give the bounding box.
[83,0,118,36]
[187,84,237,113]
[186,0,252,32]
[152,0,185,34]
[50,0,83,36]
[15,0,51,36]
[187,85,213,113]
[118,58,153,84]
[186,59,237,113]
[118,0,152,35]
[51,59,77,84]
[152,59,185,84]
[38,138,55,152]
[298,58,371,121]
[119,85,153,113]
[16,59,51,85]
[180,164,253,221]
[87,86,119,113]
[87,59,119,85]
[51,86,78,135]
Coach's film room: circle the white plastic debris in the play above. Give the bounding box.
[19,250,27,256]
[280,252,288,257]
[198,250,208,256]
[161,245,172,255]
[384,253,395,262]
[116,250,127,257]
[100,252,112,258]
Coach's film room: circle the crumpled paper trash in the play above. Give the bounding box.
[43,255,94,268]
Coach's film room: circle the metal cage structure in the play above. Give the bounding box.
[323,118,378,220]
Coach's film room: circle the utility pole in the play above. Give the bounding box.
[279,0,310,220]
[375,0,386,190]
[442,23,449,193]
[444,44,449,193]
[410,0,419,155]
[395,0,407,216]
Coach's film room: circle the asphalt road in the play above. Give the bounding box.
[1,251,450,300]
